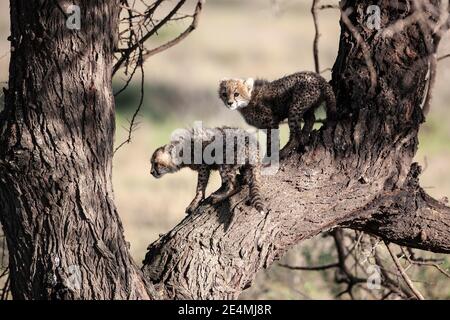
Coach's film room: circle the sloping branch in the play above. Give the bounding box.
[142,0,204,60]
[347,165,450,253]
[384,242,425,300]
[114,0,187,75]
[311,0,321,73]
[142,126,450,299]
[114,0,205,76]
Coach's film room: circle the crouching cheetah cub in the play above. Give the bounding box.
[150,126,265,215]
[219,71,336,157]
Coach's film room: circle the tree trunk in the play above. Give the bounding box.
[142,0,450,299]
[0,1,151,299]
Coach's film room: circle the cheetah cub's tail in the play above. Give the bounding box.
[249,166,265,214]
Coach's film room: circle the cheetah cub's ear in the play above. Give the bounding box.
[243,78,254,94]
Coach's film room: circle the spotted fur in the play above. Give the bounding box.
[219,72,336,157]
[150,127,265,214]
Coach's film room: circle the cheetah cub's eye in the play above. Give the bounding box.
[234,92,239,97]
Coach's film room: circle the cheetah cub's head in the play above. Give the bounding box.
[150,145,179,178]
[219,78,254,110]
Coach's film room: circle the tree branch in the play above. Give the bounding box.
[114,50,145,154]
[311,0,321,73]
[142,124,450,299]
[385,242,425,300]
[438,53,450,61]
[279,262,339,271]
[113,0,187,75]
[142,0,204,61]
[347,163,450,253]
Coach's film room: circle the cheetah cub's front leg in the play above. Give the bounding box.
[186,167,210,215]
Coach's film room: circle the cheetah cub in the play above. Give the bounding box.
[219,71,336,157]
[150,126,265,215]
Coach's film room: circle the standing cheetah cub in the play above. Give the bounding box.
[150,126,265,215]
[219,71,336,157]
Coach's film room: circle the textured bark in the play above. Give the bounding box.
[142,0,450,299]
[347,164,450,253]
[0,1,151,299]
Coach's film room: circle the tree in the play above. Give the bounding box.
[0,0,154,300]
[0,0,449,300]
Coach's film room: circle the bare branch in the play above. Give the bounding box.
[438,53,450,61]
[0,274,10,301]
[311,0,321,73]
[318,4,339,10]
[112,1,205,155]
[113,0,188,75]
[113,58,140,97]
[279,262,338,271]
[401,247,450,279]
[372,243,412,299]
[142,0,204,60]
[114,50,145,154]
[0,231,9,300]
[385,242,425,300]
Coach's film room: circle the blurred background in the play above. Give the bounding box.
[1,0,450,299]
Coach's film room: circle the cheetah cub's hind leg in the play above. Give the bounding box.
[299,108,316,148]
[280,108,302,159]
[281,91,321,158]
[294,88,323,149]
[210,165,240,204]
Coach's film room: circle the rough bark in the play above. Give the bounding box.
[142,0,450,299]
[0,1,151,299]
[347,164,450,253]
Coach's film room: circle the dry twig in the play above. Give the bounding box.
[385,242,425,300]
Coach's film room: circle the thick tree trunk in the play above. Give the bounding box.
[142,0,450,299]
[0,1,151,299]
